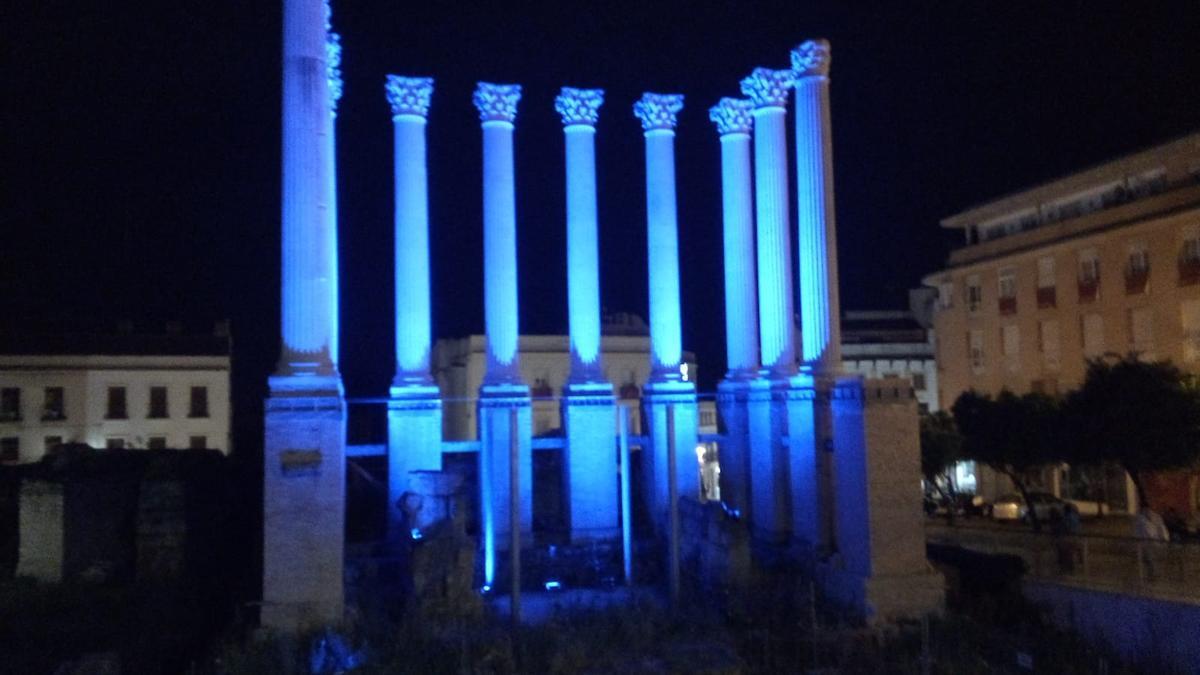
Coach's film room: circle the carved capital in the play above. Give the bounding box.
[323,1,342,113]
[792,38,832,78]
[473,82,522,123]
[385,75,434,119]
[555,87,605,127]
[708,97,754,135]
[739,68,795,108]
[633,92,684,131]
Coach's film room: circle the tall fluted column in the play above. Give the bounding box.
[741,68,797,377]
[555,87,606,383]
[634,93,699,528]
[278,0,342,378]
[793,39,841,372]
[263,0,346,632]
[709,98,759,378]
[709,97,762,518]
[557,87,618,541]
[741,67,798,545]
[473,82,532,586]
[474,83,524,385]
[384,75,443,539]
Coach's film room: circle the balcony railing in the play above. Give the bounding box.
[1078,279,1100,303]
[1036,286,1056,309]
[1179,258,1200,287]
[998,296,1017,315]
[1125,269,1150,295]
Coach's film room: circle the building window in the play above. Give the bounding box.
[1180,230,1200,286]
[106,437,125,450]
[189,386,209,418]
[1036,257,1057,308]
[912,372,927,390]
[1078,250,1100,303]
[968,330,985,373]
[1,388,21,422]
[1002,324,1020,372]
[44,436,63,453]
[966,276,983,313]
[189,435,207,450]
[148,386,169,419]
[998,268,1017,315]
[1183,300,1200,362]
[148,436,168,450]
[1125,245,1150,295]
[1038,320,1061,370]
[0,437,17,462]
[1081,314,1105,358]
[937,282,954,310]
[41,387,65,421]
[1128,307,1154,356]
[106,386,128,420]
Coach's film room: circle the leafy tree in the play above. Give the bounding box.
[1062,355,1200,508]
[920,411,962,502]
[952,389,1062,529]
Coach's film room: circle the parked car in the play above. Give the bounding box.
[991,492,1067,523]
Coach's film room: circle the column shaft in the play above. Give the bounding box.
[719,132,759,375]
[393,115,432,381]
[753,108,795,375]
[795,76,840,370]
[482,121,522,383]
[645,129,684,379]
[565,126,603,379]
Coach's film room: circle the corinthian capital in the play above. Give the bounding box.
[708,98,754,136]
[792,39,832,78]
[473,82,522,123]
[385,75,434,119]
[555,87,605,127]
[633,93,684,131]
[739,68,795,109]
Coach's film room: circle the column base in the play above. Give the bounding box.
[642,379,698,532]
[387,382,443,540]
[262,377,346,632]
[477,384,532,587]
[563,383,618,543]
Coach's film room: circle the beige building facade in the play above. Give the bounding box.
[925,133,1200,513]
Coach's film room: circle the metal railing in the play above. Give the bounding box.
[927,522,1200,602]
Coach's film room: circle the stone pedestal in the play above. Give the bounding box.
[262,374,347,632]
[715,379,751,516]
[563,383,618,542]
[820,376,944,622]
[786,373,821,552]
[642,380,698,531]
[387,384,443,537]
[477,384,532,587]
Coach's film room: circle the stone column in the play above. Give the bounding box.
[740,68,800,547]
[384,75,443,539]
[473,82,532,587]
[793,39,842,373]
[709,97,760,517]
[263,0,346,631]
[556,87,618,541]
[633,93,699,527]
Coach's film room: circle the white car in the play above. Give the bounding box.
[991,492,1067,522]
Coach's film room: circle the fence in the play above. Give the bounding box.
[927,521,1200,601]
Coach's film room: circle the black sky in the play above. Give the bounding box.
[4,1,1200,444]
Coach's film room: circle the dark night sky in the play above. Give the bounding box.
[4,1,1200,444]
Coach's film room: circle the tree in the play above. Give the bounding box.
[952,389,1062,529]
[920,410,962,502]
[1062,355,1200,508]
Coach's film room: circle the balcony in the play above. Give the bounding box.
[1036,286,1057,309]
[998,296,1017,315]
[1078,279,1100,303]
[1125,269,1150,295]
[1180,259,1200,287]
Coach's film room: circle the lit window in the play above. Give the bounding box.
[937,282,954,310]
[1078,250,1100,284]
[998,268,1017,299]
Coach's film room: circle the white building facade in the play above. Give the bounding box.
[0,329,232,462]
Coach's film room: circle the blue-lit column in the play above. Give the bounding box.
[709,97,759,516]
[384,75,443,539]
[473,83,532,587]
[263,0,346,631]
[556,87,618,541]
[793,39,841,374]
[633,93,699,526]
[741,68,799,547]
